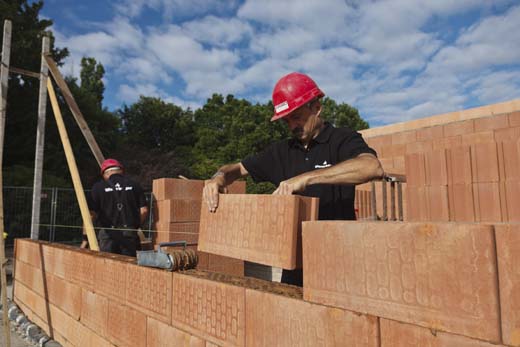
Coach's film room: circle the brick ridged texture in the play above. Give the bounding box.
[380,319,506,347]
[302,221,501,343]
[107,301,147,347]
[359,107,520,223]
[171,272,246,347]
[246,289,379,347]
[198,194,319,269]
[154,199,202,223]
[147,317,205,347]
[495,224,520,346]
[153,221,199,244]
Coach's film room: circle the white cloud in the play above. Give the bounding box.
[182,16,253,47]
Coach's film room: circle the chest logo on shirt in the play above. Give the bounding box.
[314,160,332,169]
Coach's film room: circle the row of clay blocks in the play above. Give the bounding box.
[405,138,520,222]
[152,178,246,276]
[14,221,520,346]
[363,110,520,222]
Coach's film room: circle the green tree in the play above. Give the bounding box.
[1,0,69,185]
[80,57,105,108]
[320,97,369,130]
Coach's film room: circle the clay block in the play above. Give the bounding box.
[198,194,319,270]
[246,289,379,347]
[404,153,426,187]
[448,184,475,221]
[416,125,444,142]
[125,263,173,324]
[14,281,50,325]
[42,244,66,278]
[64,249,96,292]
[153,178,246,201]
[474,114,509,132]
[393,156,405,171]
[495,127,520,142]
[473,183,503,222]
[154,199,202,223]
[154,221,200,244]
[471,142,499,183]
[392,130,417,145]
[14,259,45,295]
[504,181,520,222]
[405,140,433,154]
[45,271,82,320]
[380,318,506,347]
[443,120,474,137]
[95,256,128,304]
[425,150,448,186]
[495,224,520,346]
[172,272,246,347]
[509,111,520,127]
[427,186,450,221]
[461,131,495,146]
[302,222,501,343]
[432,136,462,151]
[406,186,429,221]
[81,289,109,338]
[147,317,205,347]
[446,145,472,185]
[15,239,42,268]
[499,140,520,181]
[107,302,146,347]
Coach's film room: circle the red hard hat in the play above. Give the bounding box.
[100,158,123,175]
[271,72,325,121]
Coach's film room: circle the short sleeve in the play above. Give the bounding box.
[134,183,148,208]
[337,131,377,162]
[241,144,278,184]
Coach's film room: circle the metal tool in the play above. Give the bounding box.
[137,241,197,271]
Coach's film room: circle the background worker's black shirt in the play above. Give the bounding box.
[242,122,377,220]
[88,174,147,231]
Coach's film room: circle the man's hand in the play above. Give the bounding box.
[273,175,308,195]
[203,179,227,212]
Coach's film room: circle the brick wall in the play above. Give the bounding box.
[355,100,520,221]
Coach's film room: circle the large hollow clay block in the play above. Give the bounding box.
[302,221,501,343]
[245,289,379,347]
[154,199,202,223]
[495,224,520,347]
[198,194,319,270]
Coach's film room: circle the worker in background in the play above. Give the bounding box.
[203,72,384,286]
[84,158,148,257]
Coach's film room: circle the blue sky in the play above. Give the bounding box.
[39,0,520,127]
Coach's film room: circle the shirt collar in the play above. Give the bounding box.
[288,122,333,149]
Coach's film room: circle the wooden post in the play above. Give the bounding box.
[30,36,50,240]
[44,56,105,166]
[46,78,99,250]
[0,19,12,347]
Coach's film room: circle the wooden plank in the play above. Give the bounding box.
[0,19,12,347]
[46,78,99,250]
[8,66,40,79]
[30,36,50,240]
[44,55,105,166]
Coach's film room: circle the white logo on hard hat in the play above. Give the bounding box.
[275,101,289,113]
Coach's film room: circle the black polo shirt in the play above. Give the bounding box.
[242,122,377,220]
[88,174,148,230]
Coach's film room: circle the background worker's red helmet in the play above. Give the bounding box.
[100,158,123,175]
[271,72,325,121]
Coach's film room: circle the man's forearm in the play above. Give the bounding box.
[303,154,384,186]
[213,163,247,187]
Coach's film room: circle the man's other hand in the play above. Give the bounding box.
[273,175,307,195]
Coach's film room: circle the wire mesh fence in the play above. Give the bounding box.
[3,186,153,246]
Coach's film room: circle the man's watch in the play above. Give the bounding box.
[211,171,225,180]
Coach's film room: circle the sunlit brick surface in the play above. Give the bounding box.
[303,221,501,343]
[107,302,146,347]
[246,289,379,347]
[155,199,202,222]
[95,256,128,303]
[171,273,245,347]
[125,264,172,323]
[81,289,109,338]
[199,194,318,269]
[147,317,205,347]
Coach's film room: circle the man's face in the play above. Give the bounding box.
[283,101,321,141]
